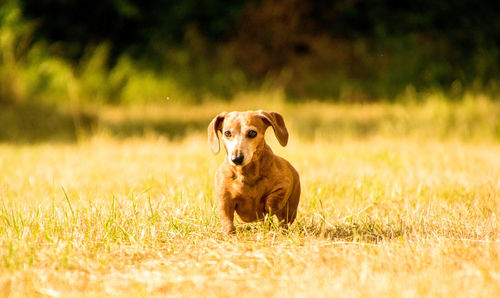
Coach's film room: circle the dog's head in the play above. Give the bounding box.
[208,110,289,167]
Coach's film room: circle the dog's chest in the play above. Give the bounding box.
[230,178,269,221]
[230,177,266,200]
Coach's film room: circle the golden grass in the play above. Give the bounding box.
[0,101,499,297]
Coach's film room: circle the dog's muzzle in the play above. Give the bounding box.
[231,154,244,166]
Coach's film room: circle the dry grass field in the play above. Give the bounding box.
[0,98,499,297]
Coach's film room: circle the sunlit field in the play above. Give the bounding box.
[0,99,499,297]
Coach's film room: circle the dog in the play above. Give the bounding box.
[208,110,300,234]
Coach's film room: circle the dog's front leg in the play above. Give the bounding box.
[264,188,287,215]
[219,195,236,234]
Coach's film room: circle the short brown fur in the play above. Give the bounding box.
[208,110,301,234]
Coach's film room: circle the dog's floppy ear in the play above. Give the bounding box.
[208,112,226,154]
[258,111,289,147]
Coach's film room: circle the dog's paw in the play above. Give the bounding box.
[224,225,236,235]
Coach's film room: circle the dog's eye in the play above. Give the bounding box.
[247,130,257,138]
[224,131,232,138]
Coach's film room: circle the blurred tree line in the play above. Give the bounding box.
[1,0,499,104]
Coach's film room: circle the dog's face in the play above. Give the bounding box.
[220,112,267,166]
[208,111,289,167]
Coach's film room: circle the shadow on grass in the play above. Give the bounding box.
[295,117,381,140]
[0,103,82,143]
[298,219,406,243]
[0,103,211,143]
[102,117,210,140]
[234,216,407,243]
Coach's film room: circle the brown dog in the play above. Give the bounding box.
[208,110,300,234]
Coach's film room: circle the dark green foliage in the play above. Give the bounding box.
[310,0,500,90]
[20,0,251,60]
[4,0,500,101]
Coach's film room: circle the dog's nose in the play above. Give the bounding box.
[231,155,244,165]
